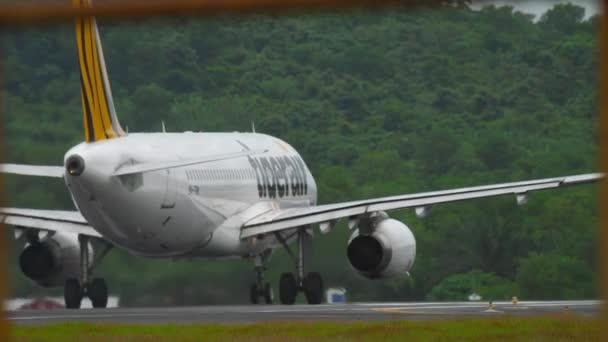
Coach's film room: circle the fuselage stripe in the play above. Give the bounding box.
[76,15,97,142]
[80,80,95,141]
[74,0,122,142]
[88,16,114,139]
[83,18,105,140]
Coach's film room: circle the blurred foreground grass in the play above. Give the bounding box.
[11,315,599,342]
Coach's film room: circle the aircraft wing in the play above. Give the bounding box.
[0,208,102,238]
[0,164,63,178]
[241,173,602,239]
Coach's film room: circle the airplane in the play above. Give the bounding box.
[0,0,602,309]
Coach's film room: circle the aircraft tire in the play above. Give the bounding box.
[64,278,83,309]
[303,272,324,305]
[89,278,108,308]
[250,283,259,304]
[279,272,297,305]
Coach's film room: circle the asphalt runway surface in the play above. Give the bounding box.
[7,300,600,325]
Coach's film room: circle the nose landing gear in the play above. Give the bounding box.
[64,236,112,309]
[250,251,273,304]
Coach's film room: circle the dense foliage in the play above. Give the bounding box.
[1,3,599,305]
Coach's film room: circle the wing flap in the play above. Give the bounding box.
[241,173,603,239]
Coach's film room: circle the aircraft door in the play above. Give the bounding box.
[161,169,177,209]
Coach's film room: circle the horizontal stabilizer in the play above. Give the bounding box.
[0,164,63,178]
[113,149,268,176]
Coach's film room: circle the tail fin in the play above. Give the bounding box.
[73,0,125,142]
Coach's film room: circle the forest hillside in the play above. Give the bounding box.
[1,3,599,304]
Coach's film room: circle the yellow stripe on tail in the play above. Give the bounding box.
[74,0,125,142]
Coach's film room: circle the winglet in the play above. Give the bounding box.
[73,0,126,142]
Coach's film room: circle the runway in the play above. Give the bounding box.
[7,300,600,324]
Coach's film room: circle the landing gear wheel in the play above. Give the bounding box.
[263,282,274,304]
[250,283,259,304]
[303,272,324,305]
[64,278,83,309]
[88,278,109,308]
[279,272,298,305]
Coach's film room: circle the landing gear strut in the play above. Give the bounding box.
[276,227,324,305]
[64,236,112,309]
[249,250,273,304]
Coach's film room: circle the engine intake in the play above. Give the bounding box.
[19,242,61,281]
[18,232,86,288]
[347,235,386,273]
[347,217,416,279]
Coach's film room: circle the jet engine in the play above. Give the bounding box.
[346,214,416,279]
[19,232,89,287]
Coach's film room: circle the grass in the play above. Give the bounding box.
[11,315,600,342]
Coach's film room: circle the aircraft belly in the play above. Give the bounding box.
[72,170,209,256]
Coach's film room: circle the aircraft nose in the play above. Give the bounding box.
[65,154,86,176]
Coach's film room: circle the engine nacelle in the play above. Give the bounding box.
[347,217,416,279]
[19,232,89,287]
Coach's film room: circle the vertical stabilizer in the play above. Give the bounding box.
[73,0,125,142]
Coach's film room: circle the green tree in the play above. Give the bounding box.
[428,270,518,301]
[539,4,586,35]
[516,253,594,299]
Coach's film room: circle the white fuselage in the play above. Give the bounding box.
[63,132,317,258]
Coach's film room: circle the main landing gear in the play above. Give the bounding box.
[276,227,324,305]
[249,227,324,305]
[64,236,112,309]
